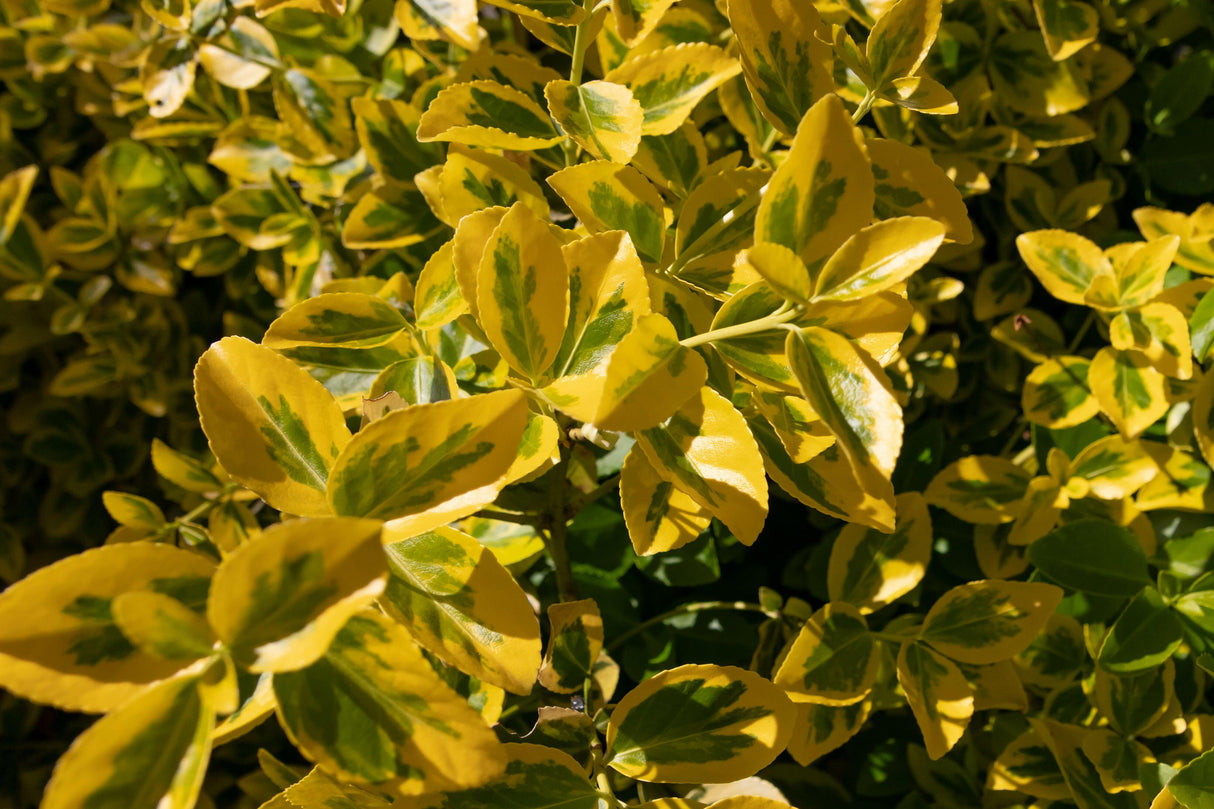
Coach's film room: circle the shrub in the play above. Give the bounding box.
[1,0,1214,806]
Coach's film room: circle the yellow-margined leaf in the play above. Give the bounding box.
[207,517,386,673]
[394,0,481,51]
[897,642,974,760]
[636,386,768,544]
[813,216,945,301]
[1137,443,1214,512]
[327,390,528,521]
[273,609,507,794]
[621,445,713,556]
[545,79,643,163]
[631,121,707,199]
[925,455,1031,524]
[1006,476,1064,546]
[674,166,769,294]
[989,31,1090,116]
[477,203,569,382]
[545,312,706,432]
[1069,435,1157,499]
[151,439,224,494]
[41,673,214,809]
[786,700,870,766]
[539,599,603,694]
[1081,729,1147,793]
[102,490,166,530]
[194,336,351,517]
[483,0,585,23]
[197,16,279,90]
[0,543,215,712]
[548,161,666,263]
[263,293,408,350]
[351,97,441,186]
[416,80,564,150]
[756,94,873,273]
[1133,206,1214,275]
[1090,347,1169,438]
[272,68,356,159]
[604,43,741,136]
[606,663,795,782]
[921,580,1063,665]
[1016,229,1116,308]
[341,186,443,249]
[414,240,467,330]
[396,743,607,809]
[787,326,900,512]
[736,242,813,304]
[1031,719,1140,809]
[610,0,676,44]
[1013,613,1086,692]
[1109,302,1192,379]
[1108,236,1180,308]
[727,0,833,135]
[869,139,973,244]
[752,392,835,464]
[828,492,932,613]
[866,0,942,88]
[280,766,393,809]
[439,144,550,222]
[774,602,879,705]
[380,526,541,695]
[0,165,37,244]
[453,206,509,321]
[1033,0,1099,61]
[884,75,958,114]
[553,231,651,378]
[964,658,1029,712]
[112,591,215,661]
[1194,370,1214,472]
[988,726,1071,799]
[1023,356,1101,428]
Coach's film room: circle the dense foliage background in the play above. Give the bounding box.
[2,0,1214,806]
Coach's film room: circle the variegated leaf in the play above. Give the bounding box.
[897,642,974,760]
[1023,356,1101,428]
[925,456,1031,524]
[416,81,563,150]
[774,602,879,705]
[604,43,741,136]
[921,580,1063,665]
[621,445,713,556]
[548,161,665,263]
[539,599,603,694]
[263,293,408,350]
[812,216,945,301]
[828,492,932,613]
[1089,347,1169,438]
[545,80,644,163]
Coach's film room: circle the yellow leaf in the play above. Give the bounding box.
[439,144,550,222]
[1107,235,1181,308]
[1069,434,1157,500]
[0,543,215,712]
[206,517,386,672]
[1016,229,1116,309]
[828,492,932,613]
[453,206,510,322]
[394,0,481,51]
[477,203,569,382]
[111,591,215,661]
[756,94,873,272]
[751,392,835,464]
[637,386,769,544]
[1110,303,1192,379]
[866,0,942,88]
[897,642,974,760]
[868,138,973,244]
[194,336,351,517]
[621,445,713,556]
[736,242,813,304]
[1033,0,1099,61]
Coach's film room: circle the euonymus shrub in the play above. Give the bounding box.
[2,0,1214,806]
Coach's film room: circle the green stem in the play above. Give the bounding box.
[476,509,539,526]
[1066,310,1097,353]
[851,89,877,124]
[607,601,770,652]
[680,304,799,349]
[565,472,620,516]
[546,442,579,602]
[871,630,916,645]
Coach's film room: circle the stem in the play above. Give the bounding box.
[852,89,877,124]
[607,601,770,652]
[1066,310,1097,353]
[476,509,539,526]
[545,442,579,602]
[565,472,620,515]
[872,630,916,645]
[680,304,799,349]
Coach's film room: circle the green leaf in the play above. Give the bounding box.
[351,97,441,185]
[41,674,214,809]
[1032,0,1099,61]
[604,43,741,136]
[1028,520,1151,597]
[539,599,603,694]
[380,526,542,695]
[416,80,564,150]
[548,161,666,263]
[1097,587,1184,673]
[1169,748,1214,809]
[756,94,874,272]
[606,663,795,782]
[327,390,529,521]
[194,336,352,517]
[544,79,644,163]
[273,610,507,793]
[207,517,386,672]
[773,602,879,705]
[989,31,1090,116]
[1145,52,1214,136]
